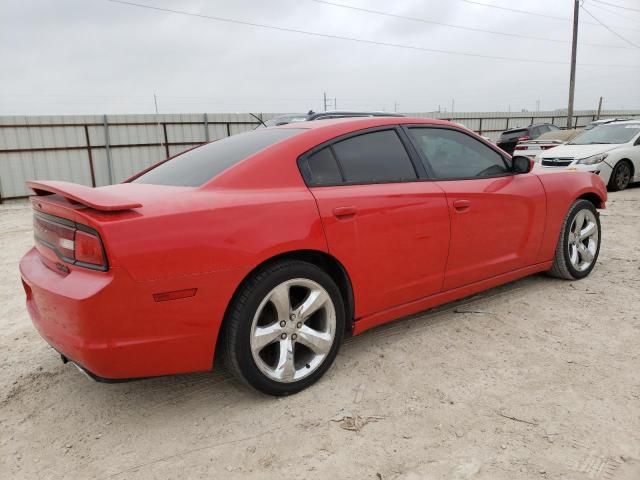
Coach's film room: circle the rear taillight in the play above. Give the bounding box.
[515,145,528,150]
[33,214,76,260]
[517,135,530,141]
[75,230,106,267]
[33,212,108,271]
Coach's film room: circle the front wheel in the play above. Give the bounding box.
[608,160,632,191]
[548,199,601,280]
[222,260,345,396]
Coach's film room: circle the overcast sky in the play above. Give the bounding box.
[1,0,639,115]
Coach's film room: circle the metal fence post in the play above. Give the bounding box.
[162,123,170,158]
[84,125,96,187]
[103,115,114,185]
[478,117,483,136]
[203,113,210,142]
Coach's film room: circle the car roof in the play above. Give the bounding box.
[308,110,403,118]
[535,129,581,142]
[275,116,452,132]
[606,119,640,125]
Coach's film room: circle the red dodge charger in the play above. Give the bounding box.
[20,117,606,395]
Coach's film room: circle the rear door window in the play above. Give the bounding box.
[330,130,417,184]
[306,147,343,185]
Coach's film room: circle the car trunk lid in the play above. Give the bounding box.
[27,181,195,273]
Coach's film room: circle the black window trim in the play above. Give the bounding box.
[297,125,427,187]
[401,124,515,182]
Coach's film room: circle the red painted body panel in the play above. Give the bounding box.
[436,174,546,289]
[533,170,607,263]
[310,182,450,318]
[19,117,607,380]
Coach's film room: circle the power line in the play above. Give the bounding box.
[581,4,640,48]
[591,0,640,13]
[309,0,631,49]
[104,0,640,68]
[458,0,574,20]
[457,0,640,32]
[588,1,640,21]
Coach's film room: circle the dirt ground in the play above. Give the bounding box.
[1,187,639,480]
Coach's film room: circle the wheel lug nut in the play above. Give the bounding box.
[279,321,286,327]
[296,322,302,329]
[280,333,287,339]
[290,314,296,320]
[291,334,297,340]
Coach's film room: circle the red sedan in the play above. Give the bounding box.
[20,117,606,395]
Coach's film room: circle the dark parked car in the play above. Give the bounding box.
[258,110,403,128]
[497,123,559,155]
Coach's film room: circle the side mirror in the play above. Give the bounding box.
[512,155,533,174]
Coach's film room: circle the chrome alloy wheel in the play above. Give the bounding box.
[249,279,336,383]
[568,209,599,272]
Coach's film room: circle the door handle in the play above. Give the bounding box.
[333,206,357,218]
[453,200,471,212]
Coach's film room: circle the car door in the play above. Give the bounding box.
[405,126,546,290]
[298,127,450,319]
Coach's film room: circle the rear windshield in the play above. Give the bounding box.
[132,128,302,186]
[500,129,528,141]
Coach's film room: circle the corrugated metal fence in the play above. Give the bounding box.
[1,110,638,201]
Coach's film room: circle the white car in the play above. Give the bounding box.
[534,120,640,191]
[514,129,582,161]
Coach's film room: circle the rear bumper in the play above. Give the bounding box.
[19,247,240,380]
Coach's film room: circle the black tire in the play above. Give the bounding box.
[221,260,345,396]
[607,160,632,192]
[548,199,601,280]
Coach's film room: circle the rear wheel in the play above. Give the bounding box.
[608,160,632,191]
[222,260,345,396]
[548,199,601,280]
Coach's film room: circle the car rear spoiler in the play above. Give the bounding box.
[26,180,142,212]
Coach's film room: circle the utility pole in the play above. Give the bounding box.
[323,92,327,112]
[334,97,337,110]
[536,99,540,112]
[394,101,398,113]
[596,96,603,120]
[451,98,455,115]
[567,0,579,128]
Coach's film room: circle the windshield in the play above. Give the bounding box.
[569,124,640,145]
[132,128,302,186]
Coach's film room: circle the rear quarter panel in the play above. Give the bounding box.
[99,188,327,282]
[534,170,607,263]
